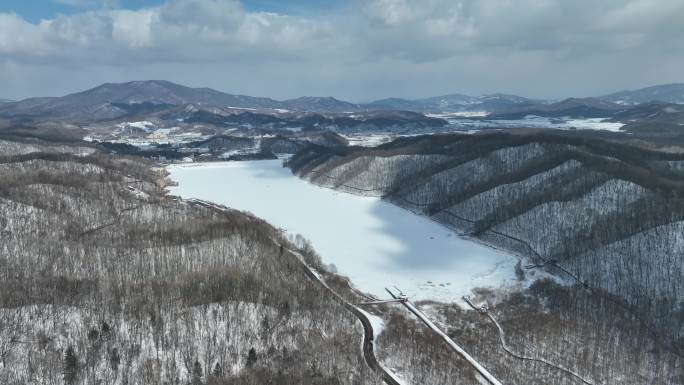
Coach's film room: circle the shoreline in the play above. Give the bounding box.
[166,159,531,307]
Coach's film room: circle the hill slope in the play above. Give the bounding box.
[287,131,684,335]
[0,136,386,385]
[367,93,540,113]
[601,83,684,105]
[488,98,624,119]
[0,80,288,120]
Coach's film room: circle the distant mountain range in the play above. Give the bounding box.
[367,85,684,114]
[601,84,684,105]
[366,93,542,113]
[488,98,624,120]
[0,80,683,126]
[0,80,360,121]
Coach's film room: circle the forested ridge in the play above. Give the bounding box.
[2,130,683,385]
[288,130,684,384]
[0,136,387,385]
[0,134,525,385]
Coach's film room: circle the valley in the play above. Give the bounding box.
[288,130,684,331]
[2,0,684,383]
[167,160,524,303]
[1,80,683,385]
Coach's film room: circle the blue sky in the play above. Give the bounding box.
[0,0,339,22]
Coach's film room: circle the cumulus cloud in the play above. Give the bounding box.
[358,0,684,60]
[2,0,338,63]
[0,0,683,100]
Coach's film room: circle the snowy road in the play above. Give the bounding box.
[386,288,503,385]
[183,197,404,385]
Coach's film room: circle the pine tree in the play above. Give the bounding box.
[279,300,291,318]
[101,321,112,341]
[87,328,99,342]
[63,346,78,385]
[192,359,203,384]
[246,348,257,368]
[211,362,223,377]
[109,348,120,372]
[260,315,270,341]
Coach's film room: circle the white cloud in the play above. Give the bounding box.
[1,0,683,100]
[111,9,155,48]
[2,0,338,64]
[0,13,50,56]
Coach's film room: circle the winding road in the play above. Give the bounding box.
[283,247,403,385]
[185,198,403,385]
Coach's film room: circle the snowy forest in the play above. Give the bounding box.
[1,129,683,384]
[0,136,389,385]
[288,130,684,384]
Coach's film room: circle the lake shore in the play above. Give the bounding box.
[167,160,522,303]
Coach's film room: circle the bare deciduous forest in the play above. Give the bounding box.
[0,136,386,385]
[2,129,683,385]
[288,130,684,384]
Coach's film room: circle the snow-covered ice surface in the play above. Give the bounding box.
[167,160,519,303]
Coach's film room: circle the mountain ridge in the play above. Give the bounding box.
[488,97,625,119]
[601,83,684,105]
[1,81,683,123]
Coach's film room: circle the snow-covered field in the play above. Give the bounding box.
[344,134,395,147]
[167,160,519,303]
[443,115,625,132]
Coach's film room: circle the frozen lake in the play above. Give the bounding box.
[167,160,520,303]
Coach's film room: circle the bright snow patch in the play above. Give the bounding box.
[117,120,157,132]
[563,118,624,132]
[357,308,385,340]
[167,160,520,303]
[344,134,394,147]
[443,115,625,132]
[428,111,489,118]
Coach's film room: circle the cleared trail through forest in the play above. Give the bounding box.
[386,287,503,385]
[463,296,595,385]
[184,198,403,385]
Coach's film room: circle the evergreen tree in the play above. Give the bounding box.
[109,348,120,373]
[100,321,111,341]
[63,346,78,385]
[192,359,203,384]
[211,362,223,378]
[279,300,291,318]
[246,347,257,368]
[260,315,270,341]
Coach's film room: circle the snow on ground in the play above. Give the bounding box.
[116,120,157,131]
[154,127,179,135]
[444,115,625,132]
[356,308,385,340]
[354,307,409,385]
[168,160,520,304]
[344,134,394,147]
[428,111,489,118]
[563,118,625,132]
